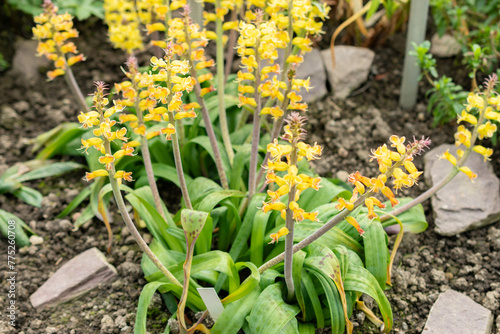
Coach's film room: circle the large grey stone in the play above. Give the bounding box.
[424,144,500,236]
[422,289,493,334]
[11,39,50,82]
[321,46,375,99]
[430,33,461,58]
[294,48,327,103]
[30,247,117,310]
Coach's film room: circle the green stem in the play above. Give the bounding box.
[215,0,234,164]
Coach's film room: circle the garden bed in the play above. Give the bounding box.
[0,14,499,334]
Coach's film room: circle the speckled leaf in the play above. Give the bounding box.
[248,283,300,334]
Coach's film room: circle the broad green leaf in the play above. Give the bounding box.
[135,281,204,334]
[197,190,245,212]
[345,265,393,332]
[0,209,32,247]
[13,186,43,208]
[380,197,428,233]
[364,220,388,289]
[292,251,307,321]
[229,144,251,190]
[301,270,324,327]
[305,244,353,334]
[150,163,192,189]
[211,286,261,334]
[248,283,300,334]
[183,136,230,174]
[35,123,86,159]
[220,261,260,305]
[229,193,267,260]
[298,178,351,212]
[294,224,363,255]
[250,210,272,266]
[16,161,83,182]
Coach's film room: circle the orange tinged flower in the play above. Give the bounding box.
[269,227,289,244]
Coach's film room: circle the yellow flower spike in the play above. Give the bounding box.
[114,170,133,182]
[459,166,477,180]
[174,111,197,120]
[284,165,301,187]
[477,121,497,139]
[269,227,289,244]
[84,169,109,181]
[439,149,457,166]
[345,216,365,236]
[267,139,293,160]
[336,197,354,211]
[98,154,115,170]
[473,145,494,161]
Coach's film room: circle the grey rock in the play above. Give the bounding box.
[58,219,73,231]
[422,289,493,334]
[430,269,446,283]
[115,315,127,329]
[11,39,50,82]
[430,33,461,58]
[424,144,500,236]
[30,247,117,310]
[0,105,20,130]
[482,291,500,311]
[45,327,58,334]
[321,46,375,99]
[29,235,44,245]
[295,48,327,103]
[101,315,115,333]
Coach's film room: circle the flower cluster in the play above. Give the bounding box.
[32,0,85,80]
[104,0,145,53]
[262,113,322,243]
[336,136,431,226]
[116,52,196,142]
[440,77,500,180]
[78,82,135,184]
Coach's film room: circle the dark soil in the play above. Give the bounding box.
[0,10,499,334]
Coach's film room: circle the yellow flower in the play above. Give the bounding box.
[459,166,477,180]
[464,93,484,111]
[439,149,457,166]
[114,170,133,183]
[473,145,493,161]
[389,135,406,155]
[477,121,497,140]
[457,110,477,125]
[262,201,287,213]
[269,227,289,244]
[99,154,115,170]
[345,216,365,236]
[85,169,109,181]
[454,125,472,147]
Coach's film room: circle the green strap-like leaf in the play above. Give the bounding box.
[229,144,251,190]
[345,265,393,333]
[380,197,428,233]
[248,283,300,334]
[301,270,324,327]
[149,163,193,189]
[0,209,33,247]
[211,286,261,334]
[13,186,43,208]
[250,210,272,266]
[16,161,83,182]
[364,220,388,289]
